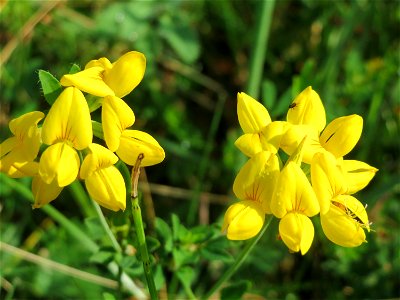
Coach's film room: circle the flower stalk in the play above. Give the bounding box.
[131,153,158,300]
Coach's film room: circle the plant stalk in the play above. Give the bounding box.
[131,154,158,300]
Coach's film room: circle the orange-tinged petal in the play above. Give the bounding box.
[117,130,165,166]
[321,195,369,247]
[32,175,63,208]
[271,161,319,218]
[41,87,92,150]
[287,86,326,133]
[237,92,271,133]
[60,67,115,97]
[222,200,264,240]
[320,114,363,158]
[102,95,135,152]
[39,142,80,187]
[279,212,314,255]
[80,143,119,179]
[84,166,126,211]
[311,152,348,215]
[103,51,146,98]
[233,151,280,213]
[341,160,378,194]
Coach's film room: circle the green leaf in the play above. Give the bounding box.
[84,216,105,240]
[155,217,173,252]
[201,237,233,263]
[102,292,116,300]
[69,63,81,74]
[159,18,200,64]
[176,266,196,291]
[38,70,62,105]
[90,250,114,264]
[220,280,251,300]
[92,120,104,140]
[183,225,214,244]
[146,236,161,253]
[171,214,189,242]
[172,247,198,269]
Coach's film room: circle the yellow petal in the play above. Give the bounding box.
[280,124,325,164]
[237,92,271,133]
[320,114,363,158]
[41,87,92,150]
[0,159,39,178]
[271,161,319,218]
[321,195,369,247]
[85,57,112,70]
[103,51,146,98]
[6,111,44,161]
[260,121,290,153]
[102,95,135,152]
[39,142,80,187]
[221,200,265,240]
[32,175,63,208]
[233,151,280,213]
[117,130,165,166]
[287,86,326,133]
[341,160,378,194]
[311,152,348,215]
[80,143,119,179]
[60,67,115,97]
[84,166,126,211]
[279,212,314,255]
[234,133,264,157]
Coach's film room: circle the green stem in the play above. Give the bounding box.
[69,180,97,218]
[246,0,275,98]
[202,215,273,300]
[91,199,122,253]
[131,154,158,300]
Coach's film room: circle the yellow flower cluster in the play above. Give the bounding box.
[0,51,165,211]
[222,87,378,254]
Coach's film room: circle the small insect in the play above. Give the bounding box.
[289,103,297,109]
[332,200,368,227]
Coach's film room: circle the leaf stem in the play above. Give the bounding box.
[202,215,273,300]
[131,154,159,300]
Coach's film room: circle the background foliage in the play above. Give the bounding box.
[1,0,399,299]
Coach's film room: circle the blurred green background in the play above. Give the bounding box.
[1,0,399,299]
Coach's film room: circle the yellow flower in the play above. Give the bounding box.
[320,195,370,247]
[282,114,363,164]
[60,51,146,98]
[271,149,320,254]
[0,111,44,178]
[102,95,135,152]
[39,87,92,187]
[311,152,371,247]
[222,151,280,240]
[80,143,126,211]
[234,92,289,157]
[101,93,164,167]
